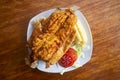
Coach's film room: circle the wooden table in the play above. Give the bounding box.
[0,0,120,80]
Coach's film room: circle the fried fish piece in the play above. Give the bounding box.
[46,13,77,67]
[29,9,77,68]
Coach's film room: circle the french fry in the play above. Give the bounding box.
[74,18,88,46]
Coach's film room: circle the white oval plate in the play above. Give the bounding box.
[27,8,93,73]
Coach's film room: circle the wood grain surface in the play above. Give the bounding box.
[0,0,120,80]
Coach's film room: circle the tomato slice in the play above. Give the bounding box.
[58,48,78,68]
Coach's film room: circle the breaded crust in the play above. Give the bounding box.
[29,9,77,68]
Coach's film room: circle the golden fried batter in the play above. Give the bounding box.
[29,9,77,68]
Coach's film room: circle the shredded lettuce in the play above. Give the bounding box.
[75,45,85,58]
[76,45,82,55]
[73,63,82,68]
